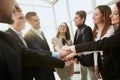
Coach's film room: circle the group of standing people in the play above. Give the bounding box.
[0,0,120,80]
[0,1,72,80]
[52,4,115,80]
[62,1,120,80]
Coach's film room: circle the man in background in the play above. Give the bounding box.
[73,10,97,80]
[0,1,71,80]
[25,12,55,80]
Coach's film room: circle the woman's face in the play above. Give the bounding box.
[93,8,104,24]
[59,23,67,33]
[110,5,120,25]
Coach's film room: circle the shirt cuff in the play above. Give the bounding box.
[70,45,76,52]
[52,52,60,59]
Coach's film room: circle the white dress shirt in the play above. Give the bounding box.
[93,25,115,66]
[31,28,44,40]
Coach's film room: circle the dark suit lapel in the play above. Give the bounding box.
[6,28,25,47]
[74,25,85,44]
[74,30,77,44]
[74,29,80,44]
[40,32,50,51]
[30,30,50,51]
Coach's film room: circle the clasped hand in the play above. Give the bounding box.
[59,45,77,66]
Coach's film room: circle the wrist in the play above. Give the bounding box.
[70,45,76,52]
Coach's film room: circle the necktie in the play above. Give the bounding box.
[62,38,68,45]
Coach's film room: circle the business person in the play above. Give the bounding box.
[52,22,74,80]
[0,1,71,80]
[24,12,55,80]
[73,10,96,80]
[92,5,114,79]
[63,1,120,80]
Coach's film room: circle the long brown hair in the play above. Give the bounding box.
[93,5,112,39]
[56,22,71,40]
[116,1,120,26]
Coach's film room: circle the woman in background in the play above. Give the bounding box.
[64,1,120,80]
[92,5,115,79]
[52,22,74,80]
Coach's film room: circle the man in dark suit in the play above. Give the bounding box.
[24,12,55,80]
[6,7,33,80]
[0,1,70,80]
[73,10,97,80]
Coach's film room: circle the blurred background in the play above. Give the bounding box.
[0,0,119,80]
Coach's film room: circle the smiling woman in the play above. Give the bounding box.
[0,0,118,80]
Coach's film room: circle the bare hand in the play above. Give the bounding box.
[62,45,71,51]
[64,52,76,60]
[59,49,72,59]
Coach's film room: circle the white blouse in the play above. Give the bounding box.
[94,25,115,66]
[80,25,115,66]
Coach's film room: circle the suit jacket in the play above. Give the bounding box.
[6,28,26,47]
[6,28,33,80]
[24,29,50,51]
[74,24,92,45]
[0,29,65,80]
[24,29,55,80]
[73,24,93,66]
[75,27,120,79]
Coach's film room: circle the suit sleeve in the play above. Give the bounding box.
[21,47,65,68]
[75,31,120,53]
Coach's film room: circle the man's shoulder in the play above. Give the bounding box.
[0,31,11,39]
[83,25,92,31]
[0,31,16,45]
[24,30,34,37]
[84,24,91,28]
[0,39,12,52]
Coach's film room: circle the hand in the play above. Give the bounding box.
[64,52,76,60]
[59,49,72,59]
[62,45,71,51]
[94,66,101,79]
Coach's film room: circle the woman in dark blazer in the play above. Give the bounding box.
[64,1,120,80]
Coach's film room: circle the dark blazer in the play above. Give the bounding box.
[6,28,33,80]
[6,28,26,47]
[74,24,93,66]
[0,29,65,80]
[75,28,120,80]
[74,24,92,45]
[24,29,55,80]
[24,29,50,51]
[0,31,21,80]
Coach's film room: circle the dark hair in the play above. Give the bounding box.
[116,1,120,26]
[76,10,86,23]
[93,5,112,39]
[56,22,71,40]
[25,12,37,20]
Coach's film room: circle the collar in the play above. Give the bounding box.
[10,26,22,36]
[77,24,85,29]
[31,27,42,34]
